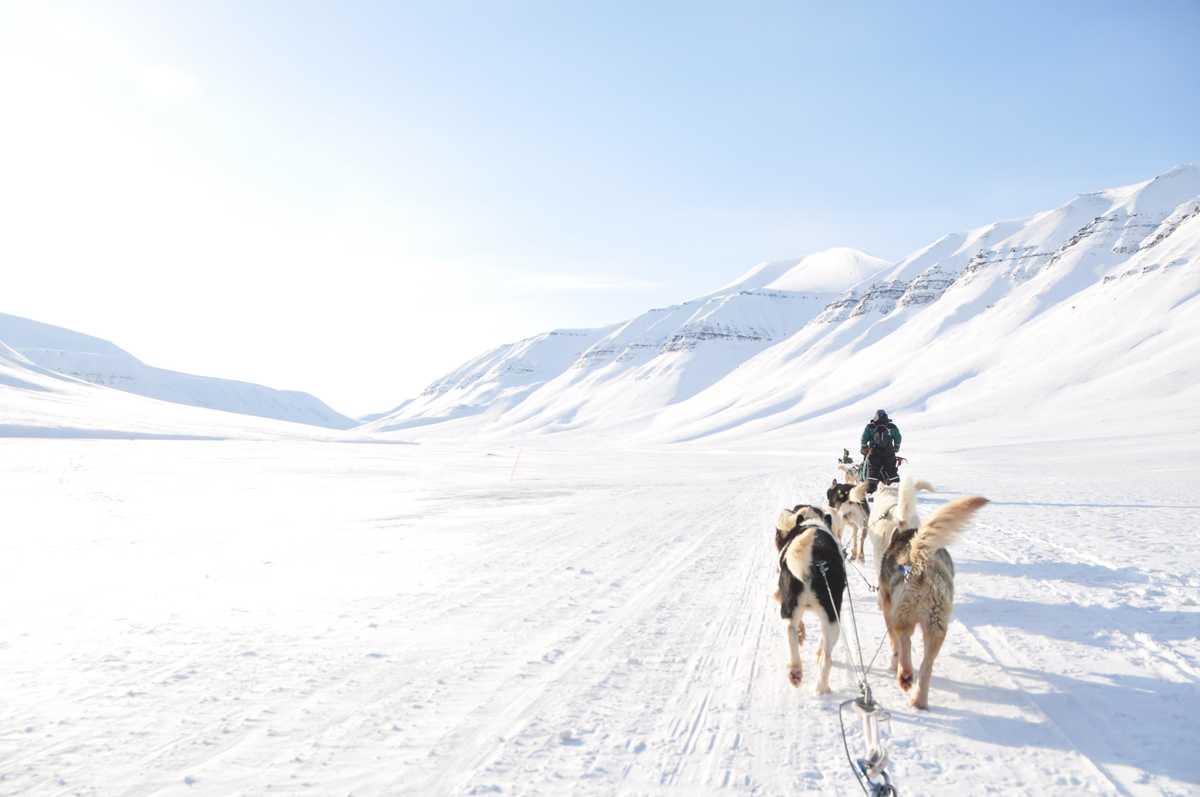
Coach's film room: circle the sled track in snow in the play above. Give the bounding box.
[3,444,1194,795]
[418,469,797,794]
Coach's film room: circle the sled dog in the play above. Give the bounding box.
[852,478,931,569]
[826,480,869,562]
[869,476,988,709]
[836,462,861,485]
[773,504,845,694]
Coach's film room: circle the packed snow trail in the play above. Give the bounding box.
[0,439,1196,795]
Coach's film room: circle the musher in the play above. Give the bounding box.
[860,409,901,494]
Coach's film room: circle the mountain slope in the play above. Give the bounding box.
[365,327,619,433]
[364,248,888,434]
[0,313,354,429]
[369,165,1200,444]
[653,164,1200,444]
[0,338,360,439]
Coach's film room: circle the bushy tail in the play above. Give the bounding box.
[849,482,869,504]
[784,529,817,581]
[909,496,988,573]
[896,476,936,529]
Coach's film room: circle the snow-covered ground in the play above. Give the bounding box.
[3,435,1197,795]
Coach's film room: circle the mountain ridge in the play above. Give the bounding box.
[362,247,888,433]
[0,313,354,430]
[365,164,1200,443]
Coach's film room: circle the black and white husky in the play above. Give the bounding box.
[773,504,846,693]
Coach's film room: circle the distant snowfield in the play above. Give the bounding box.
[3,436,1197,795]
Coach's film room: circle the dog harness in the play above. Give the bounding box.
[890,527,919,581]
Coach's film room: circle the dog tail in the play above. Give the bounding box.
[896,476,935,529]
[848,482,869,504]
[909,496,988,573]
[784,529,817,581]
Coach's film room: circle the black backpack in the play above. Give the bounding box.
[871,422,895,451]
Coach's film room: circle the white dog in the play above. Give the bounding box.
[853,478,932,571]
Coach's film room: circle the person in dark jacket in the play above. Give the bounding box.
[860,409,902,494]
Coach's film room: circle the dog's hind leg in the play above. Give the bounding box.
[912,624,946,710]
[895,628,915,692]
[815,616,839,695]
[786,613,805,687]
[888,627,899,674]
[879,591,899,673]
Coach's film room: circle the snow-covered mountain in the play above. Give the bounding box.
[367,165,1200,443]
[362,248,888,433]
[363,326,619,432]
[0,337,357,439]
[0,313,354,430]
[656,163,1200,445]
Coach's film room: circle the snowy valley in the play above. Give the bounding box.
[1,166,1198,797]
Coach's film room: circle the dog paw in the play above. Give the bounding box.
[787,668,802,687]
[814,682,832,696]
[910,696,929,710]
[898,671,913,691]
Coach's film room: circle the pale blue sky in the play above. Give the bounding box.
[2,1,1197,415]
